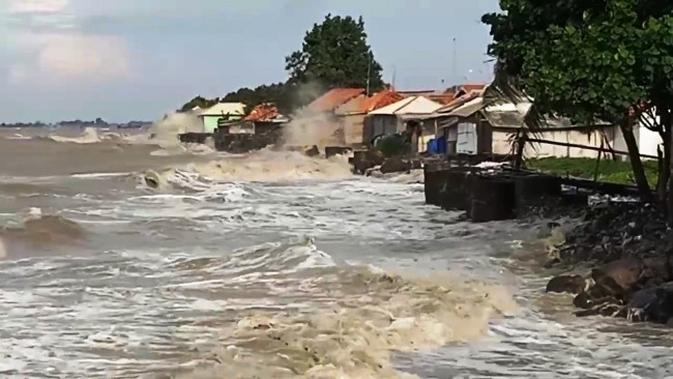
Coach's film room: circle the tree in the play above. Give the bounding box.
[286,14,384,91]
[483,0,673,204]
[179,96,219,112]
[179,14,385,116]
[222,82,296,115]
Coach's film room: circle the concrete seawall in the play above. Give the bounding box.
[424,163,565,222]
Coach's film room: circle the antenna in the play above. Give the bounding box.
[451,37,457,86]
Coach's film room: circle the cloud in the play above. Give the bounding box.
[7,0,69,14]
[7,32,131,86]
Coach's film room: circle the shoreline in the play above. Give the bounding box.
[411,158,673,327]
[544,200,673,324]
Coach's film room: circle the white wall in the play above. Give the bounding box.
[638,125,663,158]
[493,126,629,159]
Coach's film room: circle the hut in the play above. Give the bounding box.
[199,103,246,133]
[334,90,404,146]
[364,96,443,152]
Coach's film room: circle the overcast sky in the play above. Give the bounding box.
[0,0,500,122]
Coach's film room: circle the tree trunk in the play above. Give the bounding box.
[514,130,527,170]
[657,143,667,202]
[620,118,652,202]
[661,127,671,206]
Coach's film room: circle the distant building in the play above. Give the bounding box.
[307,88,365,114]
[198,103,246,133]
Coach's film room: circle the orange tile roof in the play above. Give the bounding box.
[308,88,365,113]
[244,103,281,122]
[359,90,405,113]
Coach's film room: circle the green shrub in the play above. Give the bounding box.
[375,134,410,157]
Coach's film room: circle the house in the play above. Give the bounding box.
[334,90,404,146]
[225,103,289,135]
[307,88,365,113]
[397,89,456,105]
[199,102,246,133]
[364,96,443,152]
[426,86,648,160]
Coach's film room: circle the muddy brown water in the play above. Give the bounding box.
[0,128,671,378]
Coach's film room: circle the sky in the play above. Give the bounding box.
[0,0,500,122]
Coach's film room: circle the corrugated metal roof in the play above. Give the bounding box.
[307,88,365,113]
[482,110,526,129]
[200,102,246,117]
[428,93,456,105]
[435,92,482,114]
[368,96,443,116]
[448,97,485,117]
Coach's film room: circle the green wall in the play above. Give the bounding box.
[202,116,221,133]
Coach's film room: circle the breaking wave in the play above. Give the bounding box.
[48,127,103,144]
[175,241,517,378]
[4,133,32,141]
[0,210,87,255]
[142,150,353,190]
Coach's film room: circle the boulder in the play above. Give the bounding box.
[304,145,320,157]
[380,156,411,174]
[351,150,385,174]
[591,258,645,298]
[546,275,586,294]
[627,283,673,324]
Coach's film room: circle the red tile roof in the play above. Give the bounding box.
[308,88,365,113]
[359,90,405,113]
[335,90,406,115]
[244,103,282,122]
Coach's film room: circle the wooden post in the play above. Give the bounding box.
[593,140,604,183]
[515,130,527,170]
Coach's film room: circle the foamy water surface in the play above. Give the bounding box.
[0,128,672,378]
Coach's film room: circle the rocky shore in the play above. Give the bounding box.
[545,200,673,325]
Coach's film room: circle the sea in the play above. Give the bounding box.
[0,124,672,379]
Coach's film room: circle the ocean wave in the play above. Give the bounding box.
[4,133,32,141]
[141,150,352,191]
[48,127,103,144]
[178,265,517,379]
[167,238,334,279]
[0,210,87,256]
[145,239,519,378]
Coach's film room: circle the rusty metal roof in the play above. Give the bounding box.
[460,83,487,92]
[435,92,482,114]
[307,88,365,113]
[244,103,288,122]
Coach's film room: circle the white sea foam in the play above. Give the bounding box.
[49,127,102,144]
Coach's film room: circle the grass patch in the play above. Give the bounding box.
[526,157,659,186]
